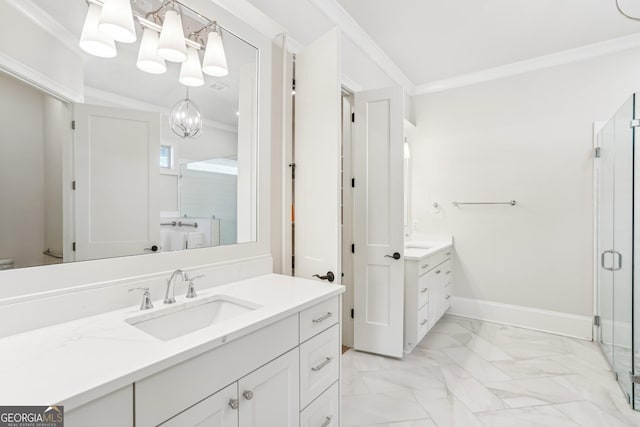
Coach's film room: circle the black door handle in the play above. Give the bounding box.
[313,271,335,282]
[385,252,401,260]
[144,245,159,252]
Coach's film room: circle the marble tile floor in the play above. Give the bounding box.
[341,315,640,427]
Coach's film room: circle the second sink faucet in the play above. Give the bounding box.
[164,269,186,304]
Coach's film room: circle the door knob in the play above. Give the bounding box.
[228,399,239,410]
[385,252,401,260]
[313,271,335,282]
[243,390,254,400]
[144,245,159,252]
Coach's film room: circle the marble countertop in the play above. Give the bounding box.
[0,274,344,410]
[404,240,453,260]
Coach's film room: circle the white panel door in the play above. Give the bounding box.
[294,28,341,284]
[238,349,299,427]
[73,104,160,261]
[160,383,238,427]
[353,87,405,358]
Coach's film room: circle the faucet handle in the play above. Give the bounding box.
[129,287,154,310]
[184,274,204,299]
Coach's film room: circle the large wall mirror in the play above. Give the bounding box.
[0,0,259,272]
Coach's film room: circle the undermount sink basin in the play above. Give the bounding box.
[126,295,261,341]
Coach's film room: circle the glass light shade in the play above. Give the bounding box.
[79,3,117,58]
[170,93,202,139]
[202,29,228,77]
[157,10,187,63]
[179,47,205,87]
[98,0,137,43]
[137,28,166,74]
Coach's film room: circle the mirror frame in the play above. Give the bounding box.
[0,0,272,302]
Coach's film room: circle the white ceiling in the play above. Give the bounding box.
[337,0,640,84]
[31,0,257,126]
[247,0,640,86]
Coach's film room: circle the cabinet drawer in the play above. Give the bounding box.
[300,324,340,409]
[299,296,339,343]
[418,303,429,338]
[160,383,238,427]
[442,260,452,283]
[300,381,339,427]
[417,273,429,307]
[418,257,433,276]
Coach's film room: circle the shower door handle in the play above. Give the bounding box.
[601,250,614,271]
[613,251,622,271]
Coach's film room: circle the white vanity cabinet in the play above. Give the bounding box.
[404,246,452,353]
[120,295,340,427]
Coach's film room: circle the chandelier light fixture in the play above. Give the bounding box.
[79,0,229,86]
[170,88,203,139]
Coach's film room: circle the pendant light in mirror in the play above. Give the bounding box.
[79,3,118,58]
[157,9,188,63]
[170,88,202,139]
[202,23,228,77]
[137,28,166,74]
[98,0,137,43]
[179,47,205,87]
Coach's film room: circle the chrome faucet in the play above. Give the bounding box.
[164,269,185,304]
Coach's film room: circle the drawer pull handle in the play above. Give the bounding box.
[446,295,451,300]
[420,319,427,326]
[320,416,332,427]
[420,287,427,293]
[312,312,333,323]
[312,357,333,372]
[242,390,254,400]
[436,270,441,274]
[421,264,429,268]
[229,399,239,410]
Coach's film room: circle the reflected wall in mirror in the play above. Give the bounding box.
[0,0,258,270]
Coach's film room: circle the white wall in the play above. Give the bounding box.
[43,96,69,264]
[341,36,396,92]
[411,48,640,317]
[0,73,45,268]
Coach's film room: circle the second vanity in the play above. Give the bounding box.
[0,274,344,427]
[403,240,453,353]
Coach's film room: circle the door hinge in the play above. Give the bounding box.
[291,255,295,269]
[72,242,76,252]
[351,243,355,253]
[351,178,355,188]
[351,308,354,319]
[289,163,296,179]
[72,181,76,190]
[594,147,601,158]
[71,120,76,130]
[615,371,619,381]
[594,315,600,327]
[351,112,355,123]
[631,119,640,128]
[630,372,640,384]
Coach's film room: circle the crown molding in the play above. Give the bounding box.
[411,32,640,96]
[308,0,413,91]
[6,0,83,57]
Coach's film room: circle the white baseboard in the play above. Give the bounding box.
[449,296,593,341]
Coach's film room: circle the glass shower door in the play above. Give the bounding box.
[612,95,634,404]
[597,94,635,406]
